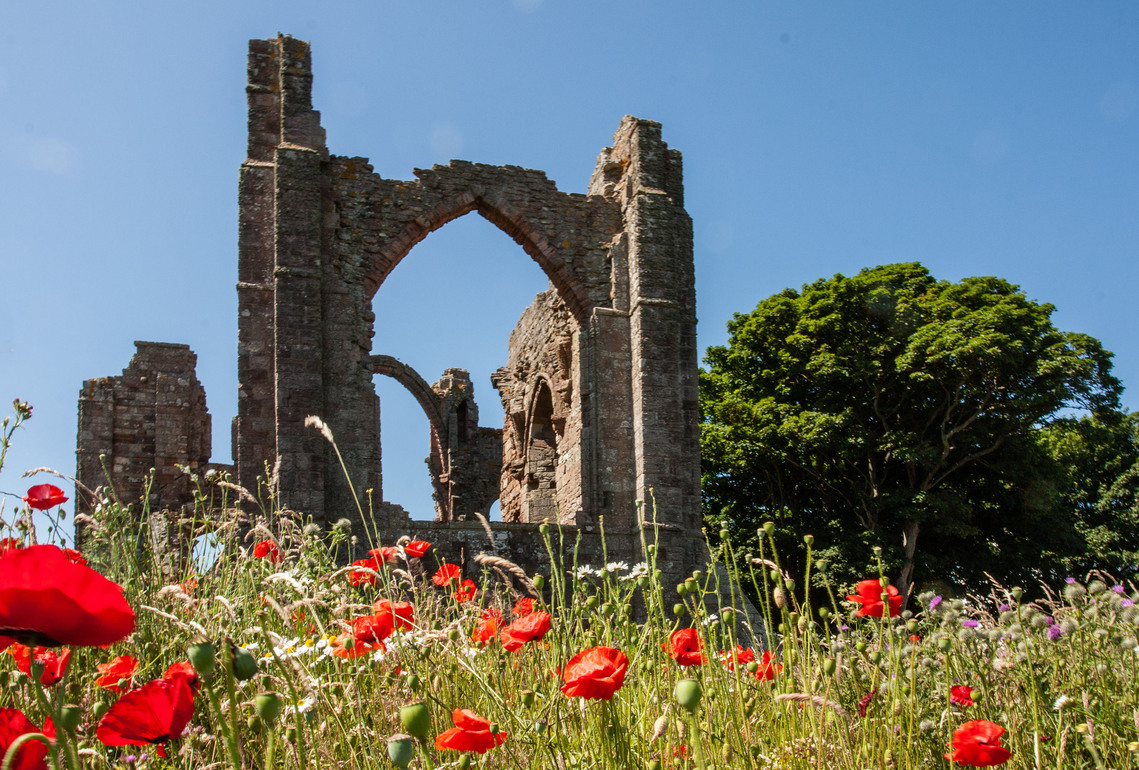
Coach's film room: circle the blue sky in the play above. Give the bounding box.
[2,2,1137,535]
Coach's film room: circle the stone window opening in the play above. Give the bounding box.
[524,379,559,523]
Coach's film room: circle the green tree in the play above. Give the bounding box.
[701,263,1122,600]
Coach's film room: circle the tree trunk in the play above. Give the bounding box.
[898,518,920,610]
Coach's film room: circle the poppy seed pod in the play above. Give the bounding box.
[387,735,415,769]
[255,692,282,725]
[400,702,431,741]
[230,645,258,681]
[187,642,215,678]
[674,678,702,714]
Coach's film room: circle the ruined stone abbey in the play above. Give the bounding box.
[77,35,704,583]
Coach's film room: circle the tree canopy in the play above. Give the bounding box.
[700,263,1125,599]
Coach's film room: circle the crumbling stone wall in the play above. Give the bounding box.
[76,342,217,525]
[492,289,579,524]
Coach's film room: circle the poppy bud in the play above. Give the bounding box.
[188,641,216,678]
[745,661,758,674]
[763,522,775,536]
[818,607,830,619]
[255,692,282,725]
[92,701,109,721]
[406,675,421,692]
[521,690,535,708]
[231,646,259,681]
[247,715,262,733]
[869,651,882,664]
[691,570,703,583]
[718,529,730,541]
[673,603,686,618]
[676,583,688,597]
[387,735,415,769]
[586,595,599,610]
[534,719,547,734]
[458,754,472,770]
[803,534,814,546]
[539,523,550,535]
[399,702,431,741]
[822,657,837,676]
[815,559,827,571]
[285,727,297,743]
[448,628,461,642]
[938,637,953,652]
[59,705,82,732]
[600,602,613,616]
[906,619,919,633]
[533,574,546,590]
[674,678,702,714]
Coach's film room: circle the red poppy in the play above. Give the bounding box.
[435,709,506,754]
[21,485,67,511]
[368,546,400,564]
[252,540,281,564]
[0,539,22,556]
[0,707,51,770]
[560,646,628,700]
[472,608,503,646]
[945,720,1012,766]
[0,544,135,647]
[97,677,196,758]
[404,540,431,558]
[718,644,755,671]
[348,556,382,587]
[432,563,461,587]
[950,685,975,708]
[330,633,384,660]
[353,600,414,644]
[663,628,705,666]
[8,644,70,686]
[846,579,903,618]
[59,549,86,566]
[454,579,478,603]
[754,650,782,682]
[162,661,200,694]
[95,654,139,694]
[500,611,552,652]
[513,597,536,617]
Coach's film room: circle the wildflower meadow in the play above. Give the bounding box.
[2,400,1139,769]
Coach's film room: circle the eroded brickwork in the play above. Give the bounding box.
[76,342,218,529]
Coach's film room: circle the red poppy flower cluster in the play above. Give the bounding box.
[8,644,70,686]
[0,707,54,770]
[945,720,1012,766]
[252,540,281,564]
[950,685,975,708]
[560,646,628,700]
[432,564,477,603]
[471,608,503,646]
[435,709,506,755]
[21,484,67,511]
[354,600,415,644]
[847,578,903,618]
[97,674,197,758]
[512,597,536,616]
[95,654,140,694]
[717,644,755,671]
[0,544,135,647]
[664,628,706,666]
[500,611,552,652]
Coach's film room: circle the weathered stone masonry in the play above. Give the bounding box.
[77,35,705,588]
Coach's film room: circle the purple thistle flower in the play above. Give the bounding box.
[1048,625,1064,641]
[1044,616,1055,626]
[1122,599,1135,608]
[1111,584,1125,594]
[962,619,980,628]
[929,595,943,610]
[999,603,1011,612]
[1065,577,1077,584]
